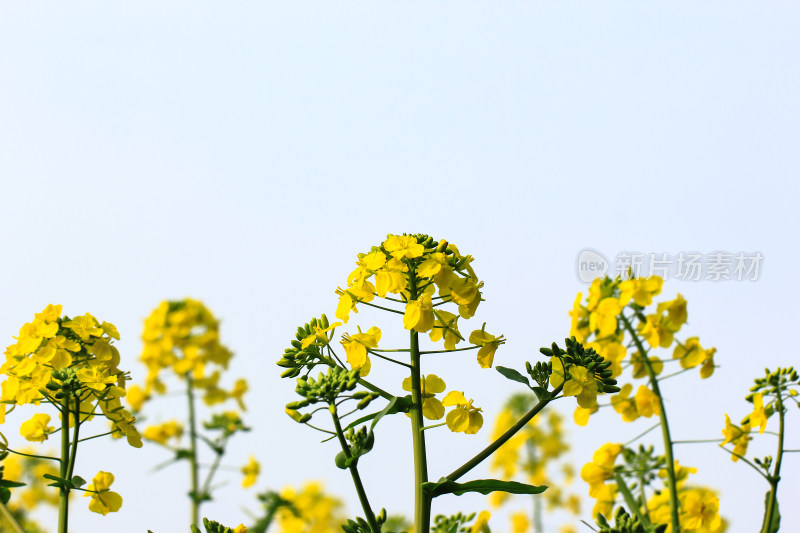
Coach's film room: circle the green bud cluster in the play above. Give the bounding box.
[189,517,241,533]
[294,367,361,405]
[540,336,621,394]
[277,315,332,379]
[619,445,665,489]
[596,507,667,533]
[342,508,388,533]
[525,360,552,390]
[431,512,476,533]
[49,368,81,397]
[748,366,799,400]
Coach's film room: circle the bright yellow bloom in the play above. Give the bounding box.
[610,384,639,422]
[242,455,260,488]
[574,405,595,426]
[341,326,381,376]
[442,391,483,434]
[402,374,446,420]
[638,313,676,348]
[403,294,435,333]
[618,276,663,307]
[569,293,590,342]
[510,511,529,533]
[746,393,768,434]
[721,414,751,461]
[469,328,504,369]
[631,352,663,378]
[375,258,408,297]
[591,483,617,519]
[231,378,248,410]
[680,489,723,531]
[429,310,462,351]
[673,337,711,369]
[634,385,661,418]
[143,420,183,445]
[84,471,123,515]
[657,294,687,329]
[20,413,53,442]
[589,298,621,338]
[384,234,425,260]
[233,526,248,533]
[335,290,357,324]
[471,511,491,533]
[418,252,447,278]
[62,314,104,342]
[563,366,598,409]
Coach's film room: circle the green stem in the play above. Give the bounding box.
[762,390,785,533]
[408,275,431,533]
[0,501,26,533]
[446,384,563,482]
[614,472,648,526]
[621,314,680,533]
[58,395,70,533]
[186,374,200,528]
[330,405,379,533]
[67,397,81,480]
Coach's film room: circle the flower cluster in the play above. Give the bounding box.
[568,276,714,425]
[334,234,504,370]
[582,443,725,532]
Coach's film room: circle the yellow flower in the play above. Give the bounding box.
[20,413,54,442]
[610,384,639,422]
[442,391,483,434]
[634,385,661,418]
[403,294,435,333]
[300,322,342,350]
[418,252,447,278]
[618,276,663,307]
[471,511,491,533]
[510,512,529,533]
[335,290,357,324]
[62,314,104,342]
[591,483,617,519]
[574,405,595,426]
[142,420,183,445]
[631,352,663,378]
[657,294,687,329]
[589,298,621,338]
[746,393,768,434]
[233,526,248,533]
[402,374,446,420]
[569,293,590,342]
[231,378,248,410]
[673,337,710,369]
[638,313,675,348]
[721,414,751,461]
[384,234,424,260]
[429,310,462,351]
[469,328,505,369]
[341,326,381,376]
[242,455,260,488]
[84,471,123,515]
[679,489,722,531]
[375,258,408,297]
[562,366,598,409]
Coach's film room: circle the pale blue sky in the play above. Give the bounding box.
[1,2,798,532]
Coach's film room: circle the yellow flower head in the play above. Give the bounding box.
[84,471,123,515]
[442,391,483,434]
[20,413,54,442]
[242,455,260,488]
[404,294,435,333]
[469,328,505,369]
[402,374,446,420]
[562,366,599,409]
[341,326,381,377]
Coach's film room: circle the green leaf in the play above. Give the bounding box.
[760,491,780,533]
[495,366,530,387]
[531,387,550,401]
[0,479,26,488]
[71,475,86,489]
[0,487,10,505]
[422,478,547,498]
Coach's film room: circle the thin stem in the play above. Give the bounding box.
[2,447,61,462]
[624,423,661,447]
[186,375,200,528]
[420,422,447,431]
[367,348,413,369]
[614,472,648,526]
[77,430,119,443]
[66,396,81,481]
[762,390,786,533]
[330,405,379,533]
[58,395,70,533]
[673,439,724,444]
[446,384,563,482]
[201,444,225,497]
[718,446,770,482]
[0,501,26,533]
[408,275,431,533]
[419,346,479,355]
[620,314,680,533]
[345,293,405,316]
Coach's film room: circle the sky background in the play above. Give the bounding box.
[1,2,799,532]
